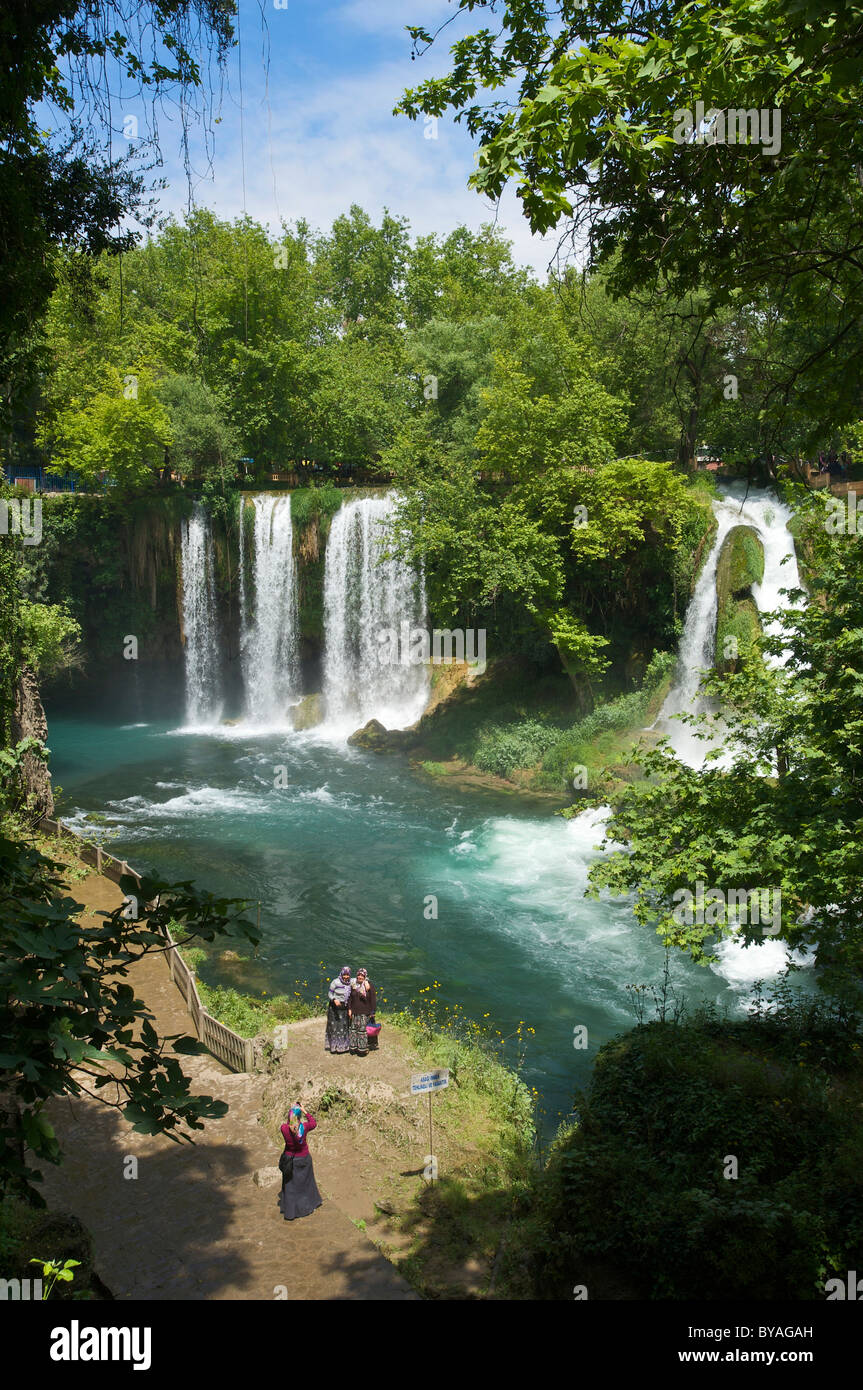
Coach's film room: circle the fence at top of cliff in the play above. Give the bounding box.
[38,816,254,1074]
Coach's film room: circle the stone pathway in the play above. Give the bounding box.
[39,868,417,1301]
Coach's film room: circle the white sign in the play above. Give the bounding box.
[411,1069,450,1095]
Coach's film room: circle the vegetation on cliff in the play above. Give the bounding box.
[528,988,863,1300]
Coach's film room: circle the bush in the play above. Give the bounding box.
[290,485,343,530]
[472,719,561,778]
[532,1000,863,1299]
[541,649,675,785]
[192,983,317,1036]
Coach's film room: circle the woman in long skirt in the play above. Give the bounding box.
[325,965,352,1053]
[348,967,377,1056]
[278,1105,322,1220]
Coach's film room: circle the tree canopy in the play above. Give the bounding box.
[398,1,863,437]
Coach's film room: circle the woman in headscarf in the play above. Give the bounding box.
[325,965,352,1054]
[278,1104,322,1221]
[348,967,378,1056]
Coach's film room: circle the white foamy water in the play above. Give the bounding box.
[241,493,300,724]
[106,785,266,820]
[653,484,801,765]
[321,495,429,735]
[599,485,807,996]
[180,504,223,726]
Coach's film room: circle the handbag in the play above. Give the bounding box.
[278,1150,294,1181]
[366,1016,381,1036]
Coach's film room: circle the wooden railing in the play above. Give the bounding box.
[39,816,255,1073]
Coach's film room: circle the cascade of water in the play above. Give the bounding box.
[238,494,247,635]
[654,483,801,765]
[180,504,223,727]
[322,494,428,732]
[241,493,299,725]
[638,483,807,986]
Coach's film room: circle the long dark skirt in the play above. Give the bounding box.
[349,1012,369,1055]
[325,1000,350,1053]
[278,1154,322,1220]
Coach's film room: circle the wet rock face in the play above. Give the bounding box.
[290,693,324,732]
[347,718,389,750]
[11,663,54,819]
[346,719,417,753]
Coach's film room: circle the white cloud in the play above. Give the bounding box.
[153,27,564,280]
[336,0,454,38]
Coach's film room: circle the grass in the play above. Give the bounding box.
[472,719,562,779]
[411,651,677,794]
[538,649,676,790]
[289,485,343,530]
[366,1005,539,1298]
[169,923,321,1037]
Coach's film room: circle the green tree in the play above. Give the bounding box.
[399,0,863,436]
[38,364,173,490]
[0,830,259,1202]
[0,1,233,400]
[314,206,411,332]
[158,374,238,485]
[404,223,534,328]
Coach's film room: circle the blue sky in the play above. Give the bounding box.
[125,0,562,278]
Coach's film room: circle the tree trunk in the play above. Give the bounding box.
[678,407,699,471]
[10,663,54,820]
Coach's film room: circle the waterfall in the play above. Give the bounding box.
[238,494,247,636]
[652,497,739,763]
[654,484,801,765]
[180,504,223,727]
[241,493,300,725]
[322,494,428,732]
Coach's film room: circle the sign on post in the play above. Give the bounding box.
[410,1070,449,1186]
[410,1069,450,1095]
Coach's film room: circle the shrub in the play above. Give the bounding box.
[532,999,863,1299]
[541,649,675,785]
[472,719,561,779]
[290,485,343,530]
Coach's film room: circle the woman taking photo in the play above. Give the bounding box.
[325,965,352,1054]
[348,967,377,1057]
[278,1104,322,1221]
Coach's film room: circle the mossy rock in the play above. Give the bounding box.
[716,594,762,671]
[347,719,417,752]
[715,525,764,671]
[716,524,764,604]
[290,693,324,731]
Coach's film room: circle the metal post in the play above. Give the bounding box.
[428,1091,434,1185]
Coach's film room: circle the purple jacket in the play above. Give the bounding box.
[280,1113,316,1158]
